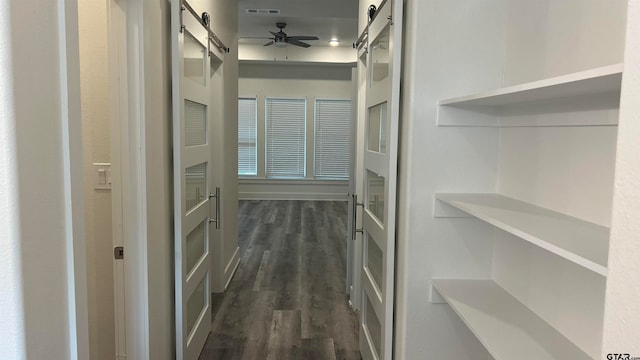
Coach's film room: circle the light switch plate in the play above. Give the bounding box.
[93,163,112,190]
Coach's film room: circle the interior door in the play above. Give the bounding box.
[359,1,403,359]
[171,2,222,359]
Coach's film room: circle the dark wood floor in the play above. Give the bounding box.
[199,200,361,360]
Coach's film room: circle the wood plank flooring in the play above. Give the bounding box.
[199,200,360,360]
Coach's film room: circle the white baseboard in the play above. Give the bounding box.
[224,247,241,290]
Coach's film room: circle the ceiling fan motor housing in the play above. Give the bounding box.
[274,37,287,48]
[263,22,318,48]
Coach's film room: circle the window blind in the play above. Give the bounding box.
[238,98,257,176]
[314,99,352,179]
[265,98,306,178]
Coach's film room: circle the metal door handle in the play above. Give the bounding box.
[208,187,220,229]
[352,193,364,240]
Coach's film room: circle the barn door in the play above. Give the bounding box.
[359,0,403,359]
[171,1,224,359]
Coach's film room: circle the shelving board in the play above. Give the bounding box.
[431,279,591,360]
[435,193,609,276]
[439,64,623,106]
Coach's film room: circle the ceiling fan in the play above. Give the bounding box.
[263,22,319,48]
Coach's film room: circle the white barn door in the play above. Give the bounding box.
[359,0,403,359]
[171,2,224,359]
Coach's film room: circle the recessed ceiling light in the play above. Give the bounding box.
[329,38,340,47]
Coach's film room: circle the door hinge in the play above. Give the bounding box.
[114,246,124,260]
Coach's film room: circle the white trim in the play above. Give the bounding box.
[108,0,129,358]
[120,0,150,358]
[224,247,241,290]
[58,0,90,358]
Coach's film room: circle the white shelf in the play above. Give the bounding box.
[432,280,591,360]
[435,193,609,276]
[439,64,623,106]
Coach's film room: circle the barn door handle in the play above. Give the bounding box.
[352,193,364,240]
[208,187,221,230]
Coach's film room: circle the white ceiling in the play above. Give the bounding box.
[238,0,359,47]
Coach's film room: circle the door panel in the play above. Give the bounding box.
[367,102,387,153]
[359,1,403,359]
[172,2,222,359]
[366,170,386,224]
[365,230,384,292]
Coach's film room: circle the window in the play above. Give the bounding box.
[238,97,257,176]
[265,98,306,178]
[314,99,352,179]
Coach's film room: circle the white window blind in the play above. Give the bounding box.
[265,98,306,178]
[238,98,257,176]
[314,99,352,179]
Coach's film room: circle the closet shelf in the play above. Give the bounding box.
[435,193,609,276]
[431,279,592,360]
[439,64,623,107]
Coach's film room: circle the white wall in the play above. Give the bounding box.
[602,1,640,355]
[397,1,504,358]
[0,3,23,357]
[0,0,88,359]
[140,1,174,358]
[78,1,115,359]
[239,63,353,200]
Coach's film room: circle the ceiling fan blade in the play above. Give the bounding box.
[263,41,275,47]
[287,36,319,41]
[269,31,280,37]
[287,39,311,48]
[241,36,272,39]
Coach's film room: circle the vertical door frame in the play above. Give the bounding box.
[347,68,357,302]
[60,0,90,358]
[352,41,370,313]
[108,0,131,359]
[348,65,364,311]
[108,0,151,359]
